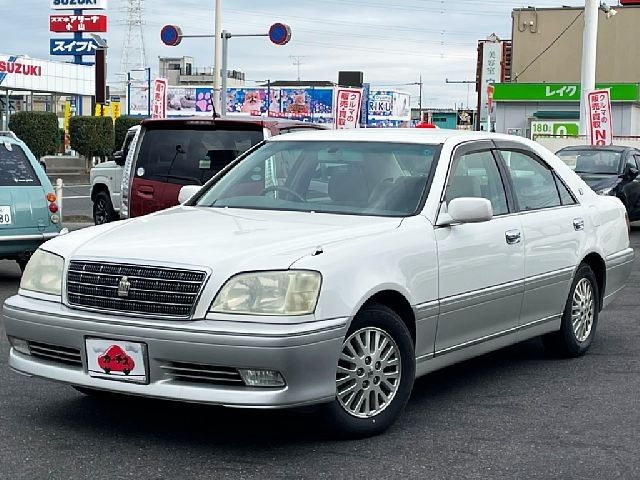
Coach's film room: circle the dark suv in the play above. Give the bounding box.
[120,116,326,219]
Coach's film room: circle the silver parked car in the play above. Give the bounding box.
[3,129,634,437]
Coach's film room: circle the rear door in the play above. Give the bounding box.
[0,142,50,233]
[130,124,264,217]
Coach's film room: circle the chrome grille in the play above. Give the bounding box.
[28,341,82,367]
[67,261,207,317]
[161,361,244,386]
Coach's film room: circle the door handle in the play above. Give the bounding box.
[573,218,585,231]
[505,230,522,245]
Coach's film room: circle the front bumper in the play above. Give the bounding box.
[3,294,348,409]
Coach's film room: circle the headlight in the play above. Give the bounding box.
[597,187,613,196]
[20,249,64,296]
[211,270,321,316]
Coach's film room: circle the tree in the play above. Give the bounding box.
[69,116,115,171]
[114,116,144,151]
[8,111,59,160]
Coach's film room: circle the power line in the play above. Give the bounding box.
[289,56,306,82]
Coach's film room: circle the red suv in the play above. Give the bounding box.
[121,116,326,219]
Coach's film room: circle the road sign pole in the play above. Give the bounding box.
[221,31,230,117]
[127,72,131,116]
[213,0,223,114]
[147,67,151,117]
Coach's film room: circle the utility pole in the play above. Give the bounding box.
[213,0,223,114]
[290,56,305,82]
[579,0,598,135]
[419,75,423,119]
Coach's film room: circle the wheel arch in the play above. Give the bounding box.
[581,252,606,311]
[358,290,416,346]
[91,182,111,202]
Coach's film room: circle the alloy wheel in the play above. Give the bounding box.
[94,199,108,224]
[336,327,402,419]
[571,278,595,342]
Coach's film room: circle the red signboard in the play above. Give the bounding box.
[152,78,168,120]
[49,15,107,33]
[334,88,363,130]
[587,89,613,146]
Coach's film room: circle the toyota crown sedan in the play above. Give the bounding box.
[3,129,634,438]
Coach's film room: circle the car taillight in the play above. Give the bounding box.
[49,203,59,213]
[47,193,57,203]
[46,193,59,222]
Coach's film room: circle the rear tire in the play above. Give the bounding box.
[543,263,599,357]
[321,303,415,438]
[93,191,117,225]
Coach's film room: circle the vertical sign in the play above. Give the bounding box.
[152,78,168,119]
[587,89,613,146]
[335,88,363,129]
[479,41,502,131]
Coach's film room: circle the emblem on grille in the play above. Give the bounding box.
[117,276,131,298]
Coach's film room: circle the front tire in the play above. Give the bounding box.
[93,191,117,225]
[543,263,599,357]
[322,303,415,438]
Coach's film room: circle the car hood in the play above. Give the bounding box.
[576,173,620,192]
[44,207,403,271]
[92,160,118,170]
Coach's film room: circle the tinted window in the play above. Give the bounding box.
[501,150,561,211]
[136,127,264,185]
[0,143,41,187]
[557,149,621,174]
[554,173,577,206]
[195,141,440,217]
[625,153,639,171]
[446,150,509,215]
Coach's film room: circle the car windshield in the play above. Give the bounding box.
[0,142,40,187]
[136,126,264,185]
[557,149,621,174]
[194,141,440,217]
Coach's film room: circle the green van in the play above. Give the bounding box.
[0,132,65,271]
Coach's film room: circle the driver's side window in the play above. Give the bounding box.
[445,150,509,216]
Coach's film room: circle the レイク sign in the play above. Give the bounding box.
[50,0,108,10]
[335,88,363,129]
[0,60,42,77]
[587,89,613,146]
[151,78,168,119]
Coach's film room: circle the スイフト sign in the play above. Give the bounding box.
[50,38,99,56]
[587,89,613,146]
[50,0,108,9]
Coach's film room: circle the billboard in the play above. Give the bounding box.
[50,14,107,33]
[50,0,108,10]
[50,38,99,56]
[587,89,613,146]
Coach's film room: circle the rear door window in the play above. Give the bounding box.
[136,127,264,186]
[0,143,41,187]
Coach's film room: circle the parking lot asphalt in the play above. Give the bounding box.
[0,230,638,480]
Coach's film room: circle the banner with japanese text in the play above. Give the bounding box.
[151,78,168,119]
[587,89,613,146]
[334,88,363,129]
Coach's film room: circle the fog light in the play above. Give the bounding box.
[238,369,285,387]
[8,337,30,356]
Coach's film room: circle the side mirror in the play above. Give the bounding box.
[178,185,201,204]
[437,197,493,226]
[113,150,126,167]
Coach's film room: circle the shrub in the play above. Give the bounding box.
[114,116,144,151]
[8,111,59,160]
[69,116,115,170]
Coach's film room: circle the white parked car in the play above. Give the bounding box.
[4,129,634,437]
[90,125,140,225]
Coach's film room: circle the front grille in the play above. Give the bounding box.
[161,361,244,386]
[28,341,82,367]
[67,261,207,317]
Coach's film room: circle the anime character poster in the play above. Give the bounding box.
[227,89,267,115]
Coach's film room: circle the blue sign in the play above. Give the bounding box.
[50,38,99,56]
[269,23,291,46]
[161,25,182,46]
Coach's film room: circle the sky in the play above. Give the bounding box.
[4,0,587,109]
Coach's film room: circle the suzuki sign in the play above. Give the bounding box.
[50,14,107,33]
[50,0,108,9]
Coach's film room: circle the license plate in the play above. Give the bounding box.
[86,338,147,383]
[0,206,12,225]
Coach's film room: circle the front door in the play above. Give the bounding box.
[434,142,525,354]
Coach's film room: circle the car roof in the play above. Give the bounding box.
[268,128,524,145]
[557,145,632,152]
[140,115,323,129]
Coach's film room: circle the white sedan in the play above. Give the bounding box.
[3,129,634,438]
